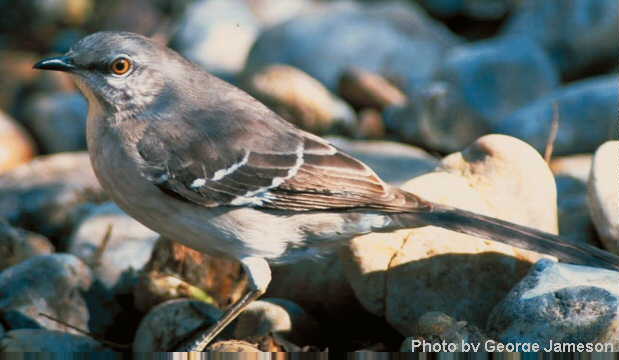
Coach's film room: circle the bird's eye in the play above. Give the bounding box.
[110,57,132,75]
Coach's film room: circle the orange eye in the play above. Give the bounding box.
[111,57,132,75]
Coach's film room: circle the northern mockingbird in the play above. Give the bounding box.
[34,31,619,351]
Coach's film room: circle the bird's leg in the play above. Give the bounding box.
[176,257,271,352]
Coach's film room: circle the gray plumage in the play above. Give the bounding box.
[34,31,619,351]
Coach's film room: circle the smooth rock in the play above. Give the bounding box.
[0,254,92,334]
[133,299,222,352]
[494,75,618,155]
[501,0,618,74]
[487,259,619,347]
[22,92,87,153]
[67,201,158,293]
[242,65,356,134]
[0,152,106,239]
[246,5,447,93]
[385,37,559,153]
[0,219,54,271]
[233,298,319,346]
[588,141,619,254]
[134,238,245,312]
[326,136,438,186]
[172,0,260,76]
[355,108,386,139]
[0,110,36,173]
[208,340,261,352]
[550,154,593,184]
[248,0,317,27]
[342,135,555,333]
[338,68,407,110]
[416,0,512,19]
[0,329,109,352]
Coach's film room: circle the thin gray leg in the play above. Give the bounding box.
[175,257,271,352]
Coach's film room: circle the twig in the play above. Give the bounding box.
[91,224,113,268]
[38,313,131,350]
[544,102,560,163]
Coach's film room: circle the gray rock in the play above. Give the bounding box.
[588,141,619,254]
[0,329,110,352]
[171,0,260,77]
[494,75,617,155]
[487,259,619,347]
[232,298,319,345]
[66,202,158,335]
[0,219,54,271]
[416,0,512,19]
[501,0,618,74]
[133,299,222,352]
[385,36,559,153]
[67,201,158,294]
[246,5,447,93]
[22,92,87,153]
[326,136,437,186]
[0,254,92,334]
[555,175,598,247]
[0,152,106,239]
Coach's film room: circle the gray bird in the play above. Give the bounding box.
[34,31,619,351]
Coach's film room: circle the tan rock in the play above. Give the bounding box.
[0,219,53,271]
[588,141,619,254]
[338,68,407,109]
[342,134,556,333]
[242,65,356,134]
[208,340,261,352]
[0,110,36,173]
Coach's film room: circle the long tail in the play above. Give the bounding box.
[392,202,619,271]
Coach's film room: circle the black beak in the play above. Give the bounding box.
[33,55,76,72]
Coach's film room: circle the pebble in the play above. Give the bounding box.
[338,68,407,110]
[385,36,559,153]
[0,329,110,352]
[0,254,92,335]
[501,0,618,75]
[0,110,36,173]
[342,135,555,334]
[22,92,88,153]
[0,219,53,271]
[487,259,619,348]
[588,141,619,254]
[133,299,222,352]
[494,75,617,155]
[232,298,319,346]
[0,152,106,239]
[241,64,356,134]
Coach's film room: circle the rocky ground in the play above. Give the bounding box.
[0,0,617,353]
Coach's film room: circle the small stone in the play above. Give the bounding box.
[22,92,88,153]
[342,135,555,333]
[232,298,319,346]
[134,238,245,312]
[0,254,92,334]
[338,68,407,110]
[172,0,260,77]
[355,108,386,139]
[494,75,617,155]
[133,299,222,352]
[550,154,593,184]
[0,329,110,352]
[0,219,54,271]
[588,141,619,254]
[0,110,36,173]
[386,37,559,153]
[208,339,261,352]
[501,0,618,75]
[0,152,106,239]
[487,259,619,347]
[67,201,158,293]
[246,5,447,93]
[326,136,437,186]
[241,65,356,134]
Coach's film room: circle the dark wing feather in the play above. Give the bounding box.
[136,78,426,212]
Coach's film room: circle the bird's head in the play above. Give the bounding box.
[34,31,186,118]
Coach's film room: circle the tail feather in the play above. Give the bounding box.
[395,203,619,271]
